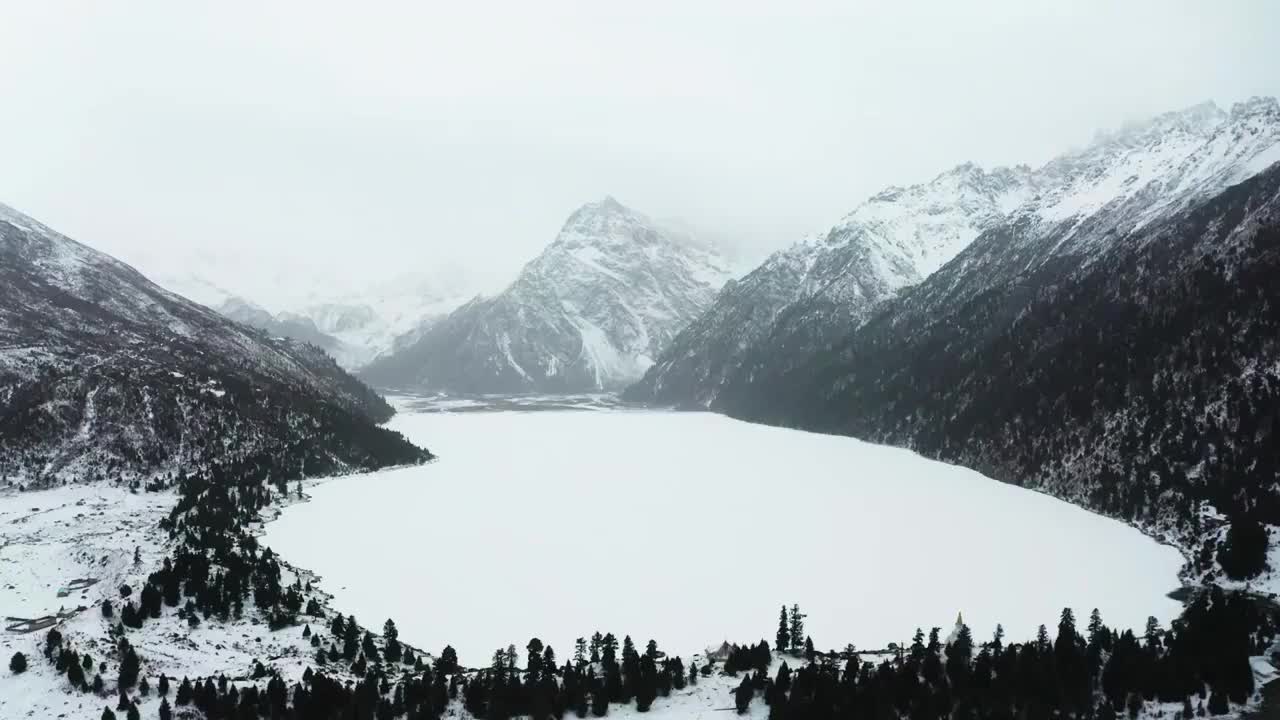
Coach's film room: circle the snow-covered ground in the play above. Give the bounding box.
[0,485,357,718]
[263,407,1185,669]
[0,485,173,717]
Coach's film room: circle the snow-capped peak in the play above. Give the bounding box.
[360,197,733,393]
[834,161,1037,277]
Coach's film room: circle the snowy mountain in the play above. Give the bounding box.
[215,296,347,356]
[361,197,732,393]
[712,98,1280,576]
[287,277,470,368]
[213,287,465,371]
[128,250,473,370]
[628,98,1280,410]
[0,202,428,485]
[625,163,1037,406]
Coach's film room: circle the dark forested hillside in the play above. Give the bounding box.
[0,202,429,485]
[718,164,1280,581]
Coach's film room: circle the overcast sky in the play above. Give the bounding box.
[2,1,1278,306]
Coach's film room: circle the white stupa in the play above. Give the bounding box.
[945,612,965,646]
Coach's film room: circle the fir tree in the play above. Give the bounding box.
[9,651,26,674]
[788,605,805,653]
[527,638,545,676]
[383,619,402,662]
[734,675,753,714]
[119,644,141,688]
[777,605,790,653]
[439,645,459,674]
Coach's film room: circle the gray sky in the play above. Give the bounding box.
[2,1,1278,307]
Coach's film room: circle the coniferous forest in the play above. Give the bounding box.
[716,154,1280,583]
[28,437,1272,720]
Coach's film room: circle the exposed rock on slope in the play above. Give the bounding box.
[715,99,1280,578]
[0,202,429,485]
[361,197,731,393]
[626,163,1036,406]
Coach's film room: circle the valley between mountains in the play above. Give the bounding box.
[3,97,1280,720]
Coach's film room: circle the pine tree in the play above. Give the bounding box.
[119,645,140,688]
[158,698,172,720]
[67,653,86,688]
[946,623,974,691]
[9,651,26,674]
[1056,608,1087,712]
[1144,617,1162,648]
[1087,609,1104,647]
[734,675,753,714]
[1035,624,1051,653]
[777,605,790,653]
[101,708,116,720]
[527,638,545,675]
[440,645,459,674]
[602,634,618,666]
[575,637,588,666]
[383,619,402,662]
[788,605,805,653]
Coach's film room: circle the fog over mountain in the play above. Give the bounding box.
[2,2,1277,298]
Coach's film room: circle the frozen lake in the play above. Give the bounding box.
[263,405,1184,667]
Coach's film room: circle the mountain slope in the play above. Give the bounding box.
[625,164,1036,406]
[139,257,472,370]
[629,99,1280,410]
[716,100,1280,578]
[216,296,354,360]
[361,197,730,393]
[0,202,430,486]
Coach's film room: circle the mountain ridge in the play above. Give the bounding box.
[0,201,429,486]
[360,197,732,393]
[625,97,1280,409]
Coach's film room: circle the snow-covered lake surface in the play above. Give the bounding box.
[263,403,1184,667]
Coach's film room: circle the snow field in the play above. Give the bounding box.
[263,408,1185,669]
